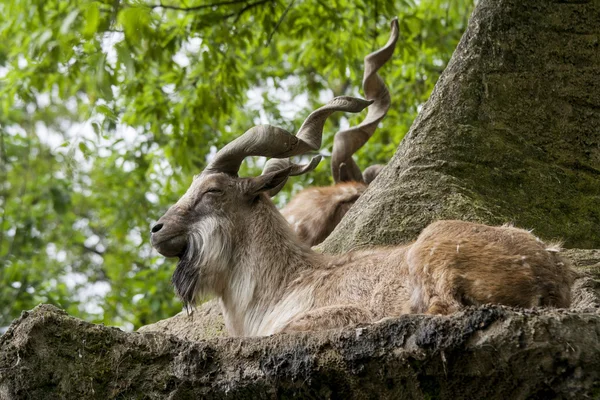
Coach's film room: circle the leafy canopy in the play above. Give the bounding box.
[0,0,474,329]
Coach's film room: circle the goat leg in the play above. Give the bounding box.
[281,305,373,333]
[424,296,461,315]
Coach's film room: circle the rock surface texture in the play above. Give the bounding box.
[2,0,600,398]
[1,302,599,399]
[0,256,597,399]
[321,0,600,252]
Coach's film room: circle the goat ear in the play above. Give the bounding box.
[245,167,292,198]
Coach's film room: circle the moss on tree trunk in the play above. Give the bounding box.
[322,0,600,253]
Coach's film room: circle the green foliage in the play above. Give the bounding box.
[0,0,474,329]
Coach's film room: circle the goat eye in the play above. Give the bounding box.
[204,188,223,195]
[194,188,223,207]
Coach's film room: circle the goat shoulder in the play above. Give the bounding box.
[281,182,367,246]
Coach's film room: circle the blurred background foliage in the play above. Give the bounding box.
[0,0,475,329]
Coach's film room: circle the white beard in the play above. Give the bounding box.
[172,216,232,307]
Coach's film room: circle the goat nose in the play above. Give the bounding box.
[151,223,164,233]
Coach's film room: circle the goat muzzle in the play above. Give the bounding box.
[151,223,188,258]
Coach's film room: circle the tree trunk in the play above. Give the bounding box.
[2,0,600,398]
[322,0,600,253]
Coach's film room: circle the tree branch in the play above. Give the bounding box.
[371,0,379,51]
[0,128,6,257]
[167,0,272,30]
[228,0,271,23]
[3,131,32,263]
[109,0,122,31]
[149,0,250,11]
[81,244,105,257]
[266,0,295,46]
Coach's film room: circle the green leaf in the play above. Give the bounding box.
[116,44,135,80]
[78,141,89,155]
[117,7,151,45]
[96,105,117,121]
[60,10,80,36]
[83,3,100,38]
[36,30,53,50]
[91,122,102,137]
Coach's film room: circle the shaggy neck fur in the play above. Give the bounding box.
[220,196,321,336]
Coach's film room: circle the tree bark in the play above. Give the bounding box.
[321,0,600,253]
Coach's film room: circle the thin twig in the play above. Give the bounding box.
[0,129,5,167]
[229,0,271,23]
[372,0,379,51]
[149,0,249,11]
[167,0,271,32]
[445,0,452,28]
[4,134,31,263]
[333,79,352,97]
[109,0,122,30]
[81,244,105,256]
[0,128,6,256]
[266,0,295,46]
